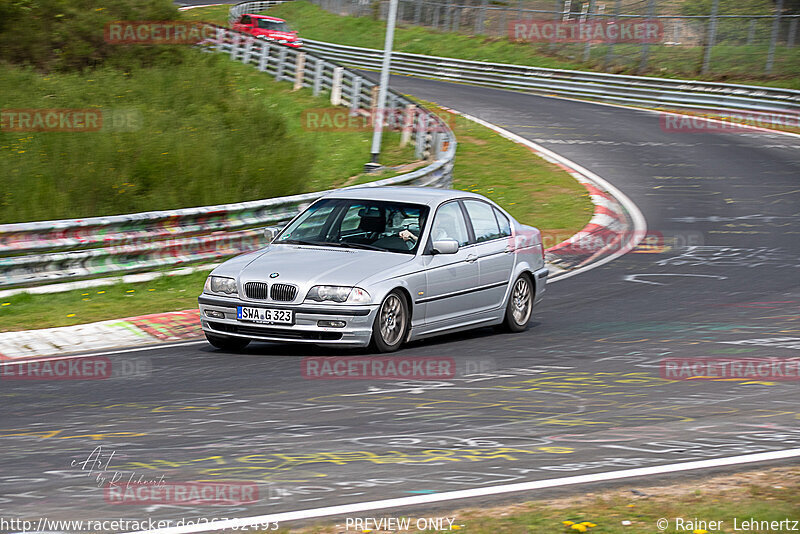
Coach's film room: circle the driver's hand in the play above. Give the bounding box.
[399,229,417,242]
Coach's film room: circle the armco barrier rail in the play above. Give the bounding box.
[301,38,800,119]
[0,24,456,288]
[230,0,798,118]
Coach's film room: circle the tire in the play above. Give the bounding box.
[205,333,250,352]
[502,273,534,332]
[371,290,409,353]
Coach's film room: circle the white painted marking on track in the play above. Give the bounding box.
[623,273,728,286]
[127,448,800,533]
[445,109,648,282]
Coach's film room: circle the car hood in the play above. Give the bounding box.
[212,244,414,302]
[253,29,299,40]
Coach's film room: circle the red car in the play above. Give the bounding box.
[232,14,302,48]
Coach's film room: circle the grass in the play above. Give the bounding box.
[0,105,593,332]
[193,1,800,89]
[271,466,800,533]
[0,51,413,223]
[0,270,211,331]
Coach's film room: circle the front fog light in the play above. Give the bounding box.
[318,320,346,328]
[205,310,225,319]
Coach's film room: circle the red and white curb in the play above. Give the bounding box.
[0,310,202,360]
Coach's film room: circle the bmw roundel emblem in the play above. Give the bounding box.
[269,272,280,278]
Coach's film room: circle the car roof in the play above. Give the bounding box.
[322,186,493,207]
[245,14,286,22]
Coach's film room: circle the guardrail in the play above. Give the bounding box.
[0,23,456,289]
[301,38,800,119]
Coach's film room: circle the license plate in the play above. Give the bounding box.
[237,307,293,325]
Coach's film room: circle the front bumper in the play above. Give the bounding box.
[198,294,378,347]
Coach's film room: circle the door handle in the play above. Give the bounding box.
[465,254,478,263]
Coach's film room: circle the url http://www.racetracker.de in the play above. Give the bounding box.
[0,517,280,532]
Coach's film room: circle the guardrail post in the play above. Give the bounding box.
[701,0,719,75]
[258,42,271,72]
[312,59,325,96]
[414,111,427,160]
[275,47,288,81]
[370,84,380,120]
[294,52,306,91]
[230,32,241,60]
[216,27,226,53]
[401,104,416,146]
[331,66,344,105]
[243,37,254,64]
[350,76,362,114]
[766,0,783,74]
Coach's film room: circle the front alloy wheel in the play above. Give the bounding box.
[502,274,533,332]
[371,290,409,353]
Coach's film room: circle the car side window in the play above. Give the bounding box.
[431,202,470,247]
[239,15,252,25]
[464,200,502,243]
[494,208,512,237]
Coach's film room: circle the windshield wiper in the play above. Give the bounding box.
[339,243,389,252]
[279,239,331,247]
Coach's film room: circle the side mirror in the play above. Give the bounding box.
[263,226,281,243]
[432,239,459,255]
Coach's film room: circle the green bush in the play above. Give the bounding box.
[0,0,184,72]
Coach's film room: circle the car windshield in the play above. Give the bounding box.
[275,198,429,254]
[256,19,290,31]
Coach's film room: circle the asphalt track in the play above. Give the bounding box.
[2,49,800,533]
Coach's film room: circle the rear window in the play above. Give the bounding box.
[463,200,503,243]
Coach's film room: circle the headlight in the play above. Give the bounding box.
[278,39,287,43]
[305,286,371,304]
[204,276,238,295]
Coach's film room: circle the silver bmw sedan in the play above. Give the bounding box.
[198,187,548,352]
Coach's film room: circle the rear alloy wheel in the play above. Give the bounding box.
[502,274,533,332]
[371,290,409,353]
[205,333,250,352]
